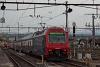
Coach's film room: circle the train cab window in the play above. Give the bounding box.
[48,32,66,42]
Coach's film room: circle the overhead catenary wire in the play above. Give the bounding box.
[0,0,100,33]
[12,1,60,28]
[13,0,35,26]
[68,0,100,27]
[20,17,38,26]
[28,0,91,28]
[10,11,17,26]
[34,2,66,25]
[38,12,65,24]
[3,1,100,23]
[0,5,58,11]
[24,6,98,28]
[81,0,89,4]
[23,5,63,27]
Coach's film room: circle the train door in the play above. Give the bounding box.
[21,41,23,52]
[32,38,34,53]
[27,39,32,53]
[42,36,46,55]
[27,40,32,53]
[19,42,21,52]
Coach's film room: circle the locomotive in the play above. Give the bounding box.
[11,27,69,61]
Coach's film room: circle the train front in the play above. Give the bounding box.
[45,27,69,60]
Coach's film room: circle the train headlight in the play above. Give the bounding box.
[64,49,66,51]
[63,50,66,54]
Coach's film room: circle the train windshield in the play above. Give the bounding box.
[48,32,66,42]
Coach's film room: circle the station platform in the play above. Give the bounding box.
[0,48,14,67]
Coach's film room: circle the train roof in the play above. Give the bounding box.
[33,27,65,36]
[19,33,33,41]
[18,27,65,41]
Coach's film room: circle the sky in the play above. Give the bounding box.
[0,0,100,34]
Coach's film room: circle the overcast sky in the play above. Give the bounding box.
[0,0,100,34]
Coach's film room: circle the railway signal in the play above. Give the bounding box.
[72,22,76,37]
[67,8,73,13]
[1,3,6,10]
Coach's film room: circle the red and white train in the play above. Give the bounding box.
[11,27,69,61]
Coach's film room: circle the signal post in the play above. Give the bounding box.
[72,22,76,57]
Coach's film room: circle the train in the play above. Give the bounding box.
[10,27,69,61]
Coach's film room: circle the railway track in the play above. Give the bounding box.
[46,59,87,67]
[3,49,45,67]
[4,49,87,67]
[64,59,87,67]
[92,53,100,60]
[3,49,95,67]
[8,49,88,67]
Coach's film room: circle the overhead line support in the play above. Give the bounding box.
[0,2,65,5]
[1,2,100,6]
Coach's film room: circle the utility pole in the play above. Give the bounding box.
[18,22,19,40]
[65,1,68,33]
[92,14,95,47]
[34,4,36,17]
[85,14,97,47]
[65,1,72,33]
[93,0,94,4]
